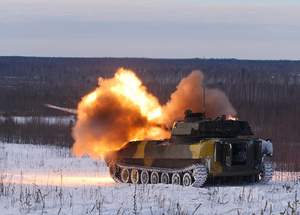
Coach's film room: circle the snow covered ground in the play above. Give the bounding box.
[0,142,299,214]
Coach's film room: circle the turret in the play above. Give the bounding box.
[170,110,253,141]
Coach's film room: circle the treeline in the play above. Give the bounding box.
[0,57,299,114]
[0,115,74,148]
[0,57,299,171]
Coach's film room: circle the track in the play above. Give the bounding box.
[109,161,275,187]
[109,162,208,187]
[259,162,274,184]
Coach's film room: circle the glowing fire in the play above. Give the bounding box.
[71,69,237,158]
[227,115,238,121]
[71,68,169,158]
[3,172,297,187]
[110,70,162,121]
[2,172,114,187]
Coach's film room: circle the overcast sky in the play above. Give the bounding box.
[1,0,300,60]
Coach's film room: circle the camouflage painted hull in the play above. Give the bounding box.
[103,138,274,186]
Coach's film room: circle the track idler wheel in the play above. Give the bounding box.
[108,162,121,183]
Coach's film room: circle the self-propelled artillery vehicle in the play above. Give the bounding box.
[104,110,274,187]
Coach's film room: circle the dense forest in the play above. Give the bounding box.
[0,57,299,171]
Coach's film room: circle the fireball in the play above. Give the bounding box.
[71,68,169,158]
[71,68,237,158]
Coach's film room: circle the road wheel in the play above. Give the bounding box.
[131,169,139,184]
[161,172,170,184]
[141,171,149,184]
[150,171,159,184]
[121,168,130,183]
[171,173,181,185]
[182,172,192,186]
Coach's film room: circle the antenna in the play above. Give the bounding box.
[202,56,206,119]
[203,85,206,118]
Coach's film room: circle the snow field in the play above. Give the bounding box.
[0,143,299,214]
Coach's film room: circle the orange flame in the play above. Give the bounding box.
[227,115,238,121]
[71,68,169,158]
[2,172,113,187]
[71,69,237,158]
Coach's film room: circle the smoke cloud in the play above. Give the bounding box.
[161,70,236,126]
[71,69,236,158]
